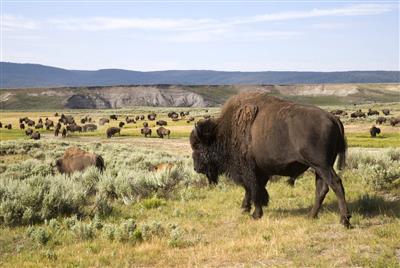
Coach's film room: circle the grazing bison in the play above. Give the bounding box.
[148,163,174,172]
[367,109,379,116]
[54,112,59,117]
[330,109,347,116]
[106,127,120,138]
[55,147,105,175]
[141,127,152,137]
[382,109,390,116]
[168,112,178,118]
[375,117,387,125]
[45,119,54,130]
[35,123,43,129]
[119,122,125,128]
[190,93,350,227]
[54,128,60,137]
[140,115,145,120]
[60,114,75,125]
[156,127,170,138]
[99,118,110,126]
[110,115,118,120]
[126,117,135,124]
[80,118,87,124]
[26,119,35,127]
[61,128,67,138]
[186,116,195,123]
[25,128,33,136]
[20,123,25,129]
[82,124,97,132]
[369,126,381,137]
[135,116,140,121]
[350,110,366,118]
[31,131,41,140]
[5,124,12,130]
[180,112,185,117]
[66,124,82,132]
[185,111,189,116]
[38,118,43,124]
[156,120,167,126]
[389,117,400,126]
[56,122,62,130]
[143,122,149,128]
[148,113,156,121]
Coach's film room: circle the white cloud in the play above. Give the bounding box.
[2,15,39,31]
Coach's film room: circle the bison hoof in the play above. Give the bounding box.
[252,210,263,219]
[340,215,352,229]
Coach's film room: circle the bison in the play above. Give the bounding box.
[156,120,167,126]
[140,115,145,120]
[156,127,170,138]
[330,109,347,116]
[26,119,35,127]
[66,124,82,132]
[99,118,110,125]
[369,126,381,137]
[31,131,41,140]
[186,116,195,123]
[126,117,135,124]
[382,109,390,116]
[350,110,366,118]
[35,123,43,129]
[106,127,120,138]
[54,147,105,175]
[110,115,118,120]
[54,127,60,137]
[148,113,156,121]
[25,128,33,136]
[367,109,379,116]
[5,124,12,130]
[375,117,387,125]
[0,122,2,128]
[389,117,400,126]
[82,124,97,132]
[62,128,67,138]
[119,122,125,128]
[45,119,54,130]
[20,123,25,129]
[143,122,149,128]
[190,93,351,227]
[168,112,178,118]
[141,127,152,137]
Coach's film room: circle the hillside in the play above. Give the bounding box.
[0,84,399,110]
[1,62,400,88]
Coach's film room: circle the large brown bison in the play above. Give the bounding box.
[141,127,152,137]
[350,110,366,118]
[55,147,105,175]
[106,127,120,138]
[389,117,400,126]
[99,118,110,125]
[190,93,350,227]
[156,120,167,126]
[82,124,97,132]
[367,109,379,116]
[156,127,170,138]
[369,126,381,137]
[375,117,387,125]
[31,131,41,140]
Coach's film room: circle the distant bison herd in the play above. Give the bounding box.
[0,110,212,140]
[330,107,399,138]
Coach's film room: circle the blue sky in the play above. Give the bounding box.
[2,1,399,71]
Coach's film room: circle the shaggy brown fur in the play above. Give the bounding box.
[55,147,105,174]
[190,92,350,227]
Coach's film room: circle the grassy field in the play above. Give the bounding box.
[0,103,399,267]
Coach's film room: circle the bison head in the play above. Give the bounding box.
[190,119,221,185]
[54,159,63,173]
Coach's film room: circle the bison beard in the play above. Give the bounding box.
[190,92,351,227]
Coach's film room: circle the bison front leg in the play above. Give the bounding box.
[241,187,251,213]
[250,181,269,219]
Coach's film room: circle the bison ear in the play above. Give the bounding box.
[236,105,258,126]
[194,119,217,144]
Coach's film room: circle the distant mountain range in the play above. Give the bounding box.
[1,62,399,88]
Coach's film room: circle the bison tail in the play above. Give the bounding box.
[96,155,105,173]
[336,118,347,171]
